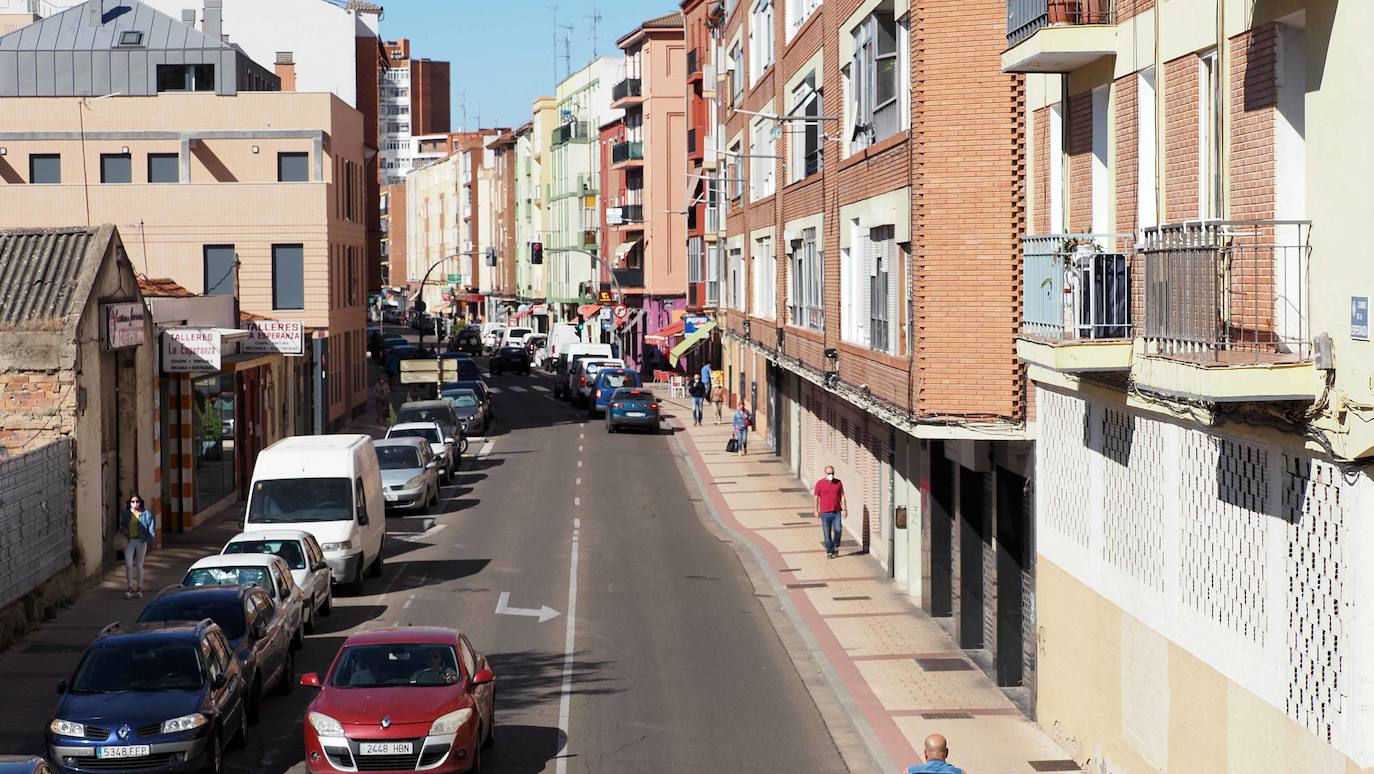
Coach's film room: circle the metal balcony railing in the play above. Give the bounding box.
[553,121,589,146]
[617,204,644,224]
[1142,220,1312,362]
[612,141,644,164]
[1007,0,1115,48]
[613,268,644,288]
[687,48,700,75]
[1021,233,1133,341]
[612,78,642,103]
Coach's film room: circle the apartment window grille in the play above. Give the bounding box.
[848,5,901,151]
[789,227,823,329]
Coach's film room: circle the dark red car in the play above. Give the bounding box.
[300,628,495,773]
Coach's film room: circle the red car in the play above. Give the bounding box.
[300,627,495,773]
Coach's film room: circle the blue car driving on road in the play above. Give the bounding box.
[48,619,248,774]
[588,368,641,417]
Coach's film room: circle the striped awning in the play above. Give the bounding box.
[668,321,716,367]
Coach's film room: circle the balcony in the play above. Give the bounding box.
[612,268,644,289]
[553,121,590,146]
[1003,0,1117,73]
[611,204,644,227]
[611,78,642,108]
[1134,220,1322,402]
[1017,233,1134,374]
[611,141,644,167]
[687,128,701,160]
[687,49,701,82]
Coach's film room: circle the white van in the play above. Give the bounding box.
[555,343,614,399]
[548,323,581,360]
[242,434,385,595]
[500,326,534,348]
[480,322,505,354]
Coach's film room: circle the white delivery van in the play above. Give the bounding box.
[242,434,385,595]
[548,323,581,360]
[500,326,534,348]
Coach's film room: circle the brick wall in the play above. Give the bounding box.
[0,439,74,609]
[1163,55,1200,221]
[0,372,75,446]
[1113,75,1147,324]
[1033,106,1050,234]
[1230,24,1278,222]
[1117,0,1154,22]
[1066,90,1093,232]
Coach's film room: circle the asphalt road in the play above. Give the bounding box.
[7,342,849,772]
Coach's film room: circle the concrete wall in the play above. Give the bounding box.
[0,439,73,609]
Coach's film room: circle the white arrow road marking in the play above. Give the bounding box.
[494,592,561,623]
[478,441,494,458]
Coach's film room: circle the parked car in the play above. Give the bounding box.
[447,329,483,357]
[0,758,56,774]
[136,584,293,726]
[441,389,488,437]
[588,368,641,417]
[445,380,493,420]
[396,401,463,459]
[384,345,419,377]
[498,326,533,349]
[180,554,305,649]
[605,388,661,433]
[372,437,441,513]
[573,358,625,408]
[376,334,407,362]
[381,307,401,324]
[555,344,614,399]
[436,355,482,383]
[221,530,333,630]
[489,346,531,376]
[299,627,495,774]
[522,334,549,368]
[242,435,386,596]
[48,620,248,774]
[386,422,459,483]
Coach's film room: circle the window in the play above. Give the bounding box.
[271,244,305,310]
[705,243,721,306]
[749,0,774,87]
[750,116,775,201]
[156,63,214,92]
[787,0,821,39]
[729,42,744,104]
[117,30,143,46]
[847,5,902,151]
[1199,49,1222,219]
[1136,67,1158,232]
[1091,85,1109,233]
[728,140,744,202]
[1049,101,1064,232]
[789,227,822,329]
[203,245,236,297]
[842,223,899,352]
[727,246,745,310]
[752,235,776,319]
[278,152,309,182]
[148,153,179,183]
[29,154,60,184]
[99,153,131,184]
[192,372,236,511]
[789,71,823,182]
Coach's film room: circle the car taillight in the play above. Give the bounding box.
[596,390,603,398]
[580,376,586,386]
[611,402,623,409]
[648,403,659,409]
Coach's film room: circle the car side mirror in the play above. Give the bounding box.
[313,561,328,572]
[211,673,228,690]
[471,668,495,686]
[444,437,455,445]
[300,672,322,688]
[55,678,67,695]
[425,460,438,469]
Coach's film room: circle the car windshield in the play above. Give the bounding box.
[331,643,461,688]
[184,566,271,589]
[224,539,306,570]
[508,329,532,339]
[443,392,478,408]
[71,642,204,693]
[138,600,246,640]
[247,478,353,524]
[389,427,441,444]
[499,348,523,356]
[618,391,653,401]
[600,372,634,389]
[376,445,422,470]
[398,407,453,425]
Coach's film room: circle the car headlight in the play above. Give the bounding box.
[427,708,473,736]
[49,719,85,737]
[308,712,345,737]
[321,540,353,552]
[161,713,207,734]
[405,476,425,489]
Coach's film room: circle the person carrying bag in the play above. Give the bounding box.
[117,494,157,600]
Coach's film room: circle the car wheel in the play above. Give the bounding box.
[246,677,262,725]
[304,608,315,635]
[369,548,384,578]
[276,649,295,696]
[202,729,223,774]
[483,690,496,749]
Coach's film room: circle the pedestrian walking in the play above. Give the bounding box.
[813,465,848,558]
[374,375,391,423]
[116,494,156,599]
[700,362,713,392]
[688,374,707,426]
[905,733,963,773]
[732,403,751,455]
[710,380,725,424]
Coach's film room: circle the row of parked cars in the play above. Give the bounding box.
[550,343,662,432]
[44,431,498,774]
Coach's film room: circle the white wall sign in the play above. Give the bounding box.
[103,302,146,350]
[163,329,222,373]
[243,320,305,356]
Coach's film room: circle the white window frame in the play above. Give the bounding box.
[752,235,777,319]
[786,0,821,41]
[789,227,823,330]
[1090,85,1109,233]
[1198,48,1222,219]
[788,71,823,183]
[706,242,721,306]
[729,42,744,104]
[729,139,744,202]
[845,4,905,154]
[1136,67,1158,234]
[749,0,774,88]
[728,246,746,311]
[1049,101,1064,233]
[750,116,776,201]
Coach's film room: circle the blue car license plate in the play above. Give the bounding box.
[626,412,646,418]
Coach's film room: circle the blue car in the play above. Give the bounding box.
[48,620,248,774]
[588,368,641,417]
[605,388,662,433]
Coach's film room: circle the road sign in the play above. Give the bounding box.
[613,304,628,320]
[598,307,612,321]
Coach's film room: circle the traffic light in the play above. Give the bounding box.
[531,242,544,265]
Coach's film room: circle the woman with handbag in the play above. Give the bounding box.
[116,494,156,599]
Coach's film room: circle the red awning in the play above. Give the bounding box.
[644,318,684,343]
[511,305,534,320]
[577,304,602,319]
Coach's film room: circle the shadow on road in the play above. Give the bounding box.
[386,558,491,592]
[486,649,623,712]
[309,605,386,635]
[483,724,566,773]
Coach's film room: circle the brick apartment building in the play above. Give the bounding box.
[1009,1,1374,768]
[702,0,1035,699]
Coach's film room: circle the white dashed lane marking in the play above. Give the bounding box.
[510,385,528,393]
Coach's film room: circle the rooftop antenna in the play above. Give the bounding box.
[547,4,560,82]
[584,1,603,57]
[556,22,574,82]
[458,90,467,132]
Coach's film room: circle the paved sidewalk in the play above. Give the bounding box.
[662,394,1082,774]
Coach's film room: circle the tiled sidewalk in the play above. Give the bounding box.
[663,395,1081,774]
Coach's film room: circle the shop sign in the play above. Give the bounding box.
[163,328,221,373]
[103,302,146,350]
[1352,297,1369,341]
[243,320,305,356]
[597,290,614,303]
[684,315,711,335]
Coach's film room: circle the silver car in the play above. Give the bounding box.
[221,530,334,632]
[180,553,307,650]
[373,437,441,513]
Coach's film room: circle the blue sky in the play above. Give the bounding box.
[380,0,678,131]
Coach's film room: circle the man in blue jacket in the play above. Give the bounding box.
[907,733,962,773]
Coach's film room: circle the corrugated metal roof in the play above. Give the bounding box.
[0,226,110,327]
[0,0,230,53]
